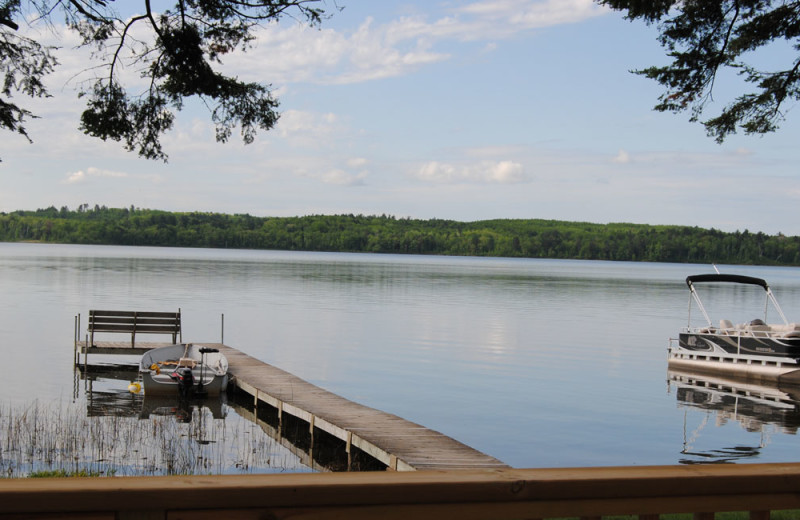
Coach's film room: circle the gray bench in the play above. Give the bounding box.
[88,310,181,348]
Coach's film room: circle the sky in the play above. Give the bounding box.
[3,0,800,235]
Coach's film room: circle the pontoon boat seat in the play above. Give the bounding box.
[747,323,770,337]
[767,323,800,338]
[719,319,734,334]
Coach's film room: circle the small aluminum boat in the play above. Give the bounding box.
[139,343,229,397]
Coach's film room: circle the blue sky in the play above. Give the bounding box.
[3,0,799,235]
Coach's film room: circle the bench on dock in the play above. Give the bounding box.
[88,310,181,348]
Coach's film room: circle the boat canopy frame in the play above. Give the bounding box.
[685,274,789,328]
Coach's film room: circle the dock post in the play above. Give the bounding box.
[309,415,315,464]
[346,431,353,470]
[309,415,316,460]
[83,328,88,373]
[73,315,78,367]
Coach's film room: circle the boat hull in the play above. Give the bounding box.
[678,332,800,359]
[141,371,229,396]
[668,346,800,383]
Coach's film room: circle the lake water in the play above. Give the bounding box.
[3,242,800,471]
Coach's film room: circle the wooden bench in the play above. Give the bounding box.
[88,310,181,348]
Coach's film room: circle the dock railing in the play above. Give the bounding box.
[2,463,800,519]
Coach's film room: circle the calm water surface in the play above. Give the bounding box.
[3,242,800,469]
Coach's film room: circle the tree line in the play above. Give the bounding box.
[1,205,799,266]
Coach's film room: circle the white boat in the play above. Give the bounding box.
[668,273,800,383]
[139,343,229,397]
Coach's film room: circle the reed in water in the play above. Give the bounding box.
[0,400,310,478]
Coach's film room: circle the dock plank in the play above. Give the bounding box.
[198,343,508,471]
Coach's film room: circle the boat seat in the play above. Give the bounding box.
[747,324,770,337]
[764,323,800,338]
[719,319,734,334]
[769,323,800,332]
[178,357,197,369]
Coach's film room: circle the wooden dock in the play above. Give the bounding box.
[77,340,508,471]
[199,343,508,471]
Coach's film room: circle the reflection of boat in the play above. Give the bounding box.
[140,394,227,421]
[669,274,800,382]
[669,369,800,434]
[85,388,145,417]
[139,344,229,397]
[668,368,800,464]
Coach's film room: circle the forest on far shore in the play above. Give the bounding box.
[1,205,798,266]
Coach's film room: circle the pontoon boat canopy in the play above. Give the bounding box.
[686,274,769,290]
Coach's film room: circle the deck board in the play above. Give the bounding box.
[77,340,176,355]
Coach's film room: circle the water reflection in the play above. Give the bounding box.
[76,363,227,420]
[73,363,381,473]
[56,363,312,476]
[77,363,141,416]
[668,369,800,464]
[141,395,226,421]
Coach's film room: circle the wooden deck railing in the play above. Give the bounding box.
[2,463,800,519]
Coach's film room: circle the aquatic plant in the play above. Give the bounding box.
[0,400,310,478]
[28,469,110,478]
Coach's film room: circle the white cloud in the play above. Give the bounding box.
[274,110,342,147]
[286,160,369,186]
[219,0,608,85]
[456,0,608,35]
[322,169,368,186]
[418,161,458,183]
[613,149,631,164]
[63,167,128,184]
[347,157,369,168]
[218,18,448,86]
[416,160,527,184]
[489,160,526,183]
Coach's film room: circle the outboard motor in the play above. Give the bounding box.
[195,347,219,397]
[172,366,195,399]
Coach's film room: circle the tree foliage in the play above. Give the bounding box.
[600,0,800,142]
[0,0,326,160]
[2,206,799,267]
[1,0,57,146]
